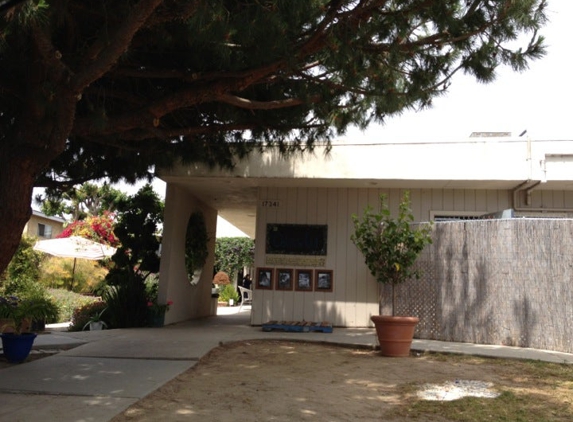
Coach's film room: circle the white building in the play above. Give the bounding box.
[157,135,573,327]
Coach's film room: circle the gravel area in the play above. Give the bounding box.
[417,379,500,401]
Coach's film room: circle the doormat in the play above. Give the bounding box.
[262,320,333,333]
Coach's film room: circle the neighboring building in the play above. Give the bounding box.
[23,210,65,239]
[156,136,573,327]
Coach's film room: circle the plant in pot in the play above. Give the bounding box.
[22,292,60,332]
[212,271,230,303]
[218,284,239,307]
[82,307,108,331]
[351,191,433,357]
[0,295,50,363]
[146,299,173,327]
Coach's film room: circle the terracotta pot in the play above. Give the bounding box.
[370,315,419,357]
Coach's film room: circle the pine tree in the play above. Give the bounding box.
[0,1,548,272]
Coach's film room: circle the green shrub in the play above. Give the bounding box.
[25,295,60,324]
[48,288,100,323]
[144,274,160,302]
[69,300,108,331]
[1,278,46,298]
[103,282,148,328]
[40,257,109,294]
[218,284,239,303]
[1,236,43,289]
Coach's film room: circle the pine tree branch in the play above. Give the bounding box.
[146,0,200,27]
[73,3,346,138]
[74,60,292,137]
[30,23,72,82]
[0,0,24,14]
[219,94,319,110]
[72,0,165,91]
[85,119,326,144]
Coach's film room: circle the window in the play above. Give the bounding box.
[38,223,52,238]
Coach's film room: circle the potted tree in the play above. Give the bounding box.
[351,191,432,357]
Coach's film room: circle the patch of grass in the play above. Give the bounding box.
[47,288,101,323]
[389,354,573,421]
[398,390,570,421]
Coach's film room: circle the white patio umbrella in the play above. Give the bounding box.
[33,236,117,288]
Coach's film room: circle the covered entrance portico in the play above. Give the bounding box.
[157,139,573,327]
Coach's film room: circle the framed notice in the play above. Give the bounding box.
[295,269,313,291]
[257,267,273,290]
[276,268,293,291]
[315,270,333,292]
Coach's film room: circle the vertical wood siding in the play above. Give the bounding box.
[252,186,569,327]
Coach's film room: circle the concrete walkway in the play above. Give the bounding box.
[1,307,572,422]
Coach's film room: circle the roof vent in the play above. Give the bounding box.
[469,132,511,138]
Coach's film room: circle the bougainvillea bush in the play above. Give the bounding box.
[58,211,119,246]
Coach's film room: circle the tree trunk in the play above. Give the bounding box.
[0,2,163,275]
[0,154,39,273]
[0,97,76,274]
[392,283,396,317]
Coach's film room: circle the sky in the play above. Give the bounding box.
[342,0,570,143]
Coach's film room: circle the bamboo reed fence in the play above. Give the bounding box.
[380,219,573,354]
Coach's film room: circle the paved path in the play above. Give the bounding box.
[1,307,572,422]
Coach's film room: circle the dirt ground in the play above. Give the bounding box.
[108,339,536,422]
[3,340,568,421]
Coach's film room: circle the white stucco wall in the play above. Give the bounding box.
[185,139,573,185]
[159,184,218,324]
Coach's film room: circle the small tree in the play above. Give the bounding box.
[351,192,433,316]
[35,183,127,222]
[104,184,163,328]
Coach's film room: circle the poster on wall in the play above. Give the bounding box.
[315,270,333,292]
[256,267,273,290]
[276,268,293,290]
[295,269,313,291]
